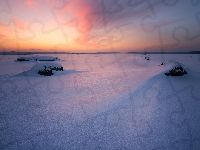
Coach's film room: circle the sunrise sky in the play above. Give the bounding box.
[0,0,199,52]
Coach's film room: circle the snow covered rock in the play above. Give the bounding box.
[31,62,63,76]
[16,56,60,62]
[165,65,187,76]
[145,56,150,60]
[38,68,53,76]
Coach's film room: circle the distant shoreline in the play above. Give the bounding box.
[0,51,199,55]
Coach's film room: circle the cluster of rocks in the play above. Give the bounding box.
[29,62,64,76]
[165,66,187,76]
[38,66,64,76]
[38,67,54,76]
[16,56,60,62]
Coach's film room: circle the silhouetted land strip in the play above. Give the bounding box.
[0,51,199,55]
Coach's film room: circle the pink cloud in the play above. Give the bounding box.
[62,0,96,31]
[13,17,28,31]
[25,0,38,7]
[57,0,101,45]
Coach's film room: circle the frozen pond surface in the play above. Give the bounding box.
[0,54,200,150]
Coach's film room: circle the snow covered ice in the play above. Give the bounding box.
[0,54,200,149]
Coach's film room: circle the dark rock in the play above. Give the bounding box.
[165,73,170,76]
[51,66,63,71]
[17,58,29,62]
[38,69,54,76]
[145,56,150,60]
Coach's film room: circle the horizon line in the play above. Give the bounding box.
[0,51,200,55]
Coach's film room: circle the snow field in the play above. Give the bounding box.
[0,54,200,149]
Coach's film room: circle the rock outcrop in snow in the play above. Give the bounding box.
[165,65,187,76]
[16,56,60,62]
[31,62,63,76]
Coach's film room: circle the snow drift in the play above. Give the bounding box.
[13,62,67,77]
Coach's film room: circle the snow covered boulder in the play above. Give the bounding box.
[16,56,60,62]
[31,62,63,76]
[145,56,150,60]
[165,65,187,76]
[38,68,53,76]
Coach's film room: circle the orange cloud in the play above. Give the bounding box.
[13,17,28,31]
[0,21,16,39]
[0,34,7,39]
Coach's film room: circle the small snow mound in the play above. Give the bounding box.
[145,56,150,60]
[31,62,63,76]
[15,56,60,62]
